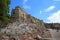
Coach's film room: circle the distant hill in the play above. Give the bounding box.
[45,23,60,29]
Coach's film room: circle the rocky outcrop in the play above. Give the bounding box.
[0,22,51,40]
[0,6,51,40]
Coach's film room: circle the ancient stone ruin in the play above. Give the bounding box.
[0,6,52,40]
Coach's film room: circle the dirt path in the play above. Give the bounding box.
[48,29,60,40]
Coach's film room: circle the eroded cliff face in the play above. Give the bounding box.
[0,6,51,40]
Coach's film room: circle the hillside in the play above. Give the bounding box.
[0,6,51,40]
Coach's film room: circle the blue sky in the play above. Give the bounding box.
[10,0,60,23]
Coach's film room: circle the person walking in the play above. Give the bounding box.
[57,27,59,32]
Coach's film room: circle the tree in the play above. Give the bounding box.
[0,0,10,28]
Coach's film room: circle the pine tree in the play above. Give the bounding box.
[0,0,10,28]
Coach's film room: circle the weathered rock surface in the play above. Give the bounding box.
[0,22,51,40]
[0,6,51,40]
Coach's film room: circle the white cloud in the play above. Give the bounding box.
[47,10,60,23]
[23,0,31,9]
[23,5,31,9]
[23,0,28,5]
[40,11,42,14]
[45,6,55,12]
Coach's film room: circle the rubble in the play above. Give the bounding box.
[0,6,51,40]
[0,22,51,40]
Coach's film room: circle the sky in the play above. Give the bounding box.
[10,0,60,23]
